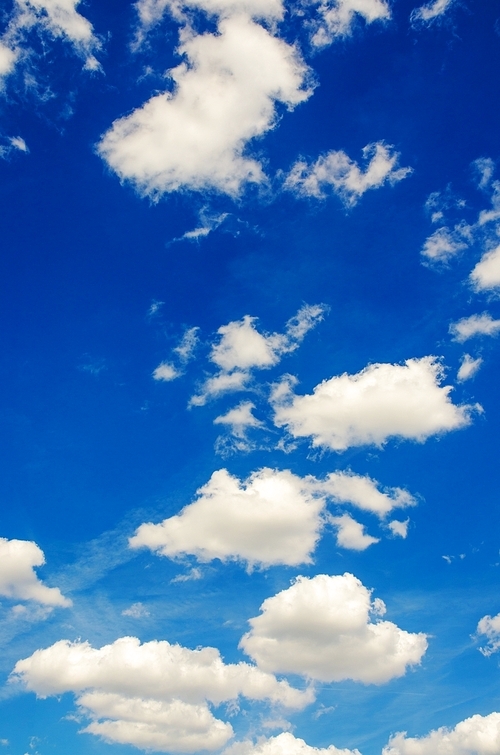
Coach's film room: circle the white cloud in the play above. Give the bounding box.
[129,467,417,567]
[12,636,311,752]
[449,313,500,342]
[308,0,391,48]
[317,471,416,518]
[225,732,361,755]
[478,182,500,226]
[134,0,284,33]
[476,613,500,657]
[0,537,71,607]
[410,0,454,25]
[457,354,482,383]
[129,468,326,568]
[420,225,470,264]
[383,712,500,754]
[9,135,28,152]
[387,519,409,538]
[173,327,200,361]
[0,0,101,75]
[122,602,150,618]
[98,14,311,198]
[473,158,495,190]
[470,245,500,291]
[190,304,326,406]
[214,402,264,437]
[240,573,428,684]
[284,142,411,206]
[330,514,379,550]
[152,362,180,381]
[271,357,476,451]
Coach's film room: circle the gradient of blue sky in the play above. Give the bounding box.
[1,0,500,754]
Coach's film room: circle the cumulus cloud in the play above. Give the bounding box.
[0,0,101,76]
[457,354,482,382]
[449,313,500,342]
[410,0,455,25]
[152,362,180,381]
[240,573,428,684]
[383,712,500,754]
[190,304,326,406]
[470,245,500,291]
[129,468,326,568]
[284,142,411,206]
[12,636,311,752]
[420,225,470,265]
[308,0,391,48]
[330,514,379,550]
[225,732,361,755]
[0,537,71,607]
[98,14,311,198]
[271,357,476,451]
[387,519,409,538]
[129,467,417,567]
[476,613,500,657]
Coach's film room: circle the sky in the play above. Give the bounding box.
[1,0,500,753]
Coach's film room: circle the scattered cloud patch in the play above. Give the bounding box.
[382,712,500,754]
[271,357,476,451]
[240,573,427,684]
[0,135,29,159]
[420,225,470,265]
[12,636,311,752]
[457,354,482,382]
[308,0,391,48]
[225,732,361,755]
[410,0,455,25]
[284,142,411,206]
[190,304,326,406]
[449,313,500,342]
[153,327,200,382]
[473,158,496,191]
[387,519,409,538]
[0,537,71,607]
[476,613,500,657]
[470,245,500,291]
[214,401,265,453]
[330,514,379,550]
[122,602,150,619]
[317,471,416,518]
[98,14,311,198]
[153,362,181,382]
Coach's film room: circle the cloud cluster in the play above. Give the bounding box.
[240,573,428,684]
[383,712,500,754]
[12,636,311,753]
[0,537,71,607]
[308,0,391,48]
[476,612,500,657]
[99,10,311,197]
[190,304,326,406]
[226,732,361,755]
[271,357,476,451]
[129,467,416,567]
[284,143,411,206]
[0,0,100,77]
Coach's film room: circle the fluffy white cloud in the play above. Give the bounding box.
[308,0,391,48]
[129,467,417,566]
[190,304,326,406]
[271,357,475,451]
[240,573,427,684]
[226,732,361,755]
[0,0,100,75]
[152,362,180,381]
[330,514,379,550]
[470,245,500,291]
[457,354,482,382]
[284,143,410,206]
[214,402,264,437]
[420,226,469,264]
[136,0,284,27]
[98,14,311,197]
[129,468,325,568]
[12,636,311,752]
[449,313,500,342]
[410,0,454,24]
[0,537,71,607]
[383,712,500,754]
[387,519,409,538]
[476,613,500,657]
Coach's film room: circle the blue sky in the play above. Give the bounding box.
[1,0,500,753]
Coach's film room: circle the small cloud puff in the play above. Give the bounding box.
[476,612,500,657]
[382,711,500,754]
[308,0,391,48]
[449,313,500,342]
[470,244,500,291]
[457,354,482,382]
[122,602,150,619]
[0,537,71,607]
[271,356,477,451]
[240,573,427,684]
[284,142,411,206]
[410,0,455,26]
